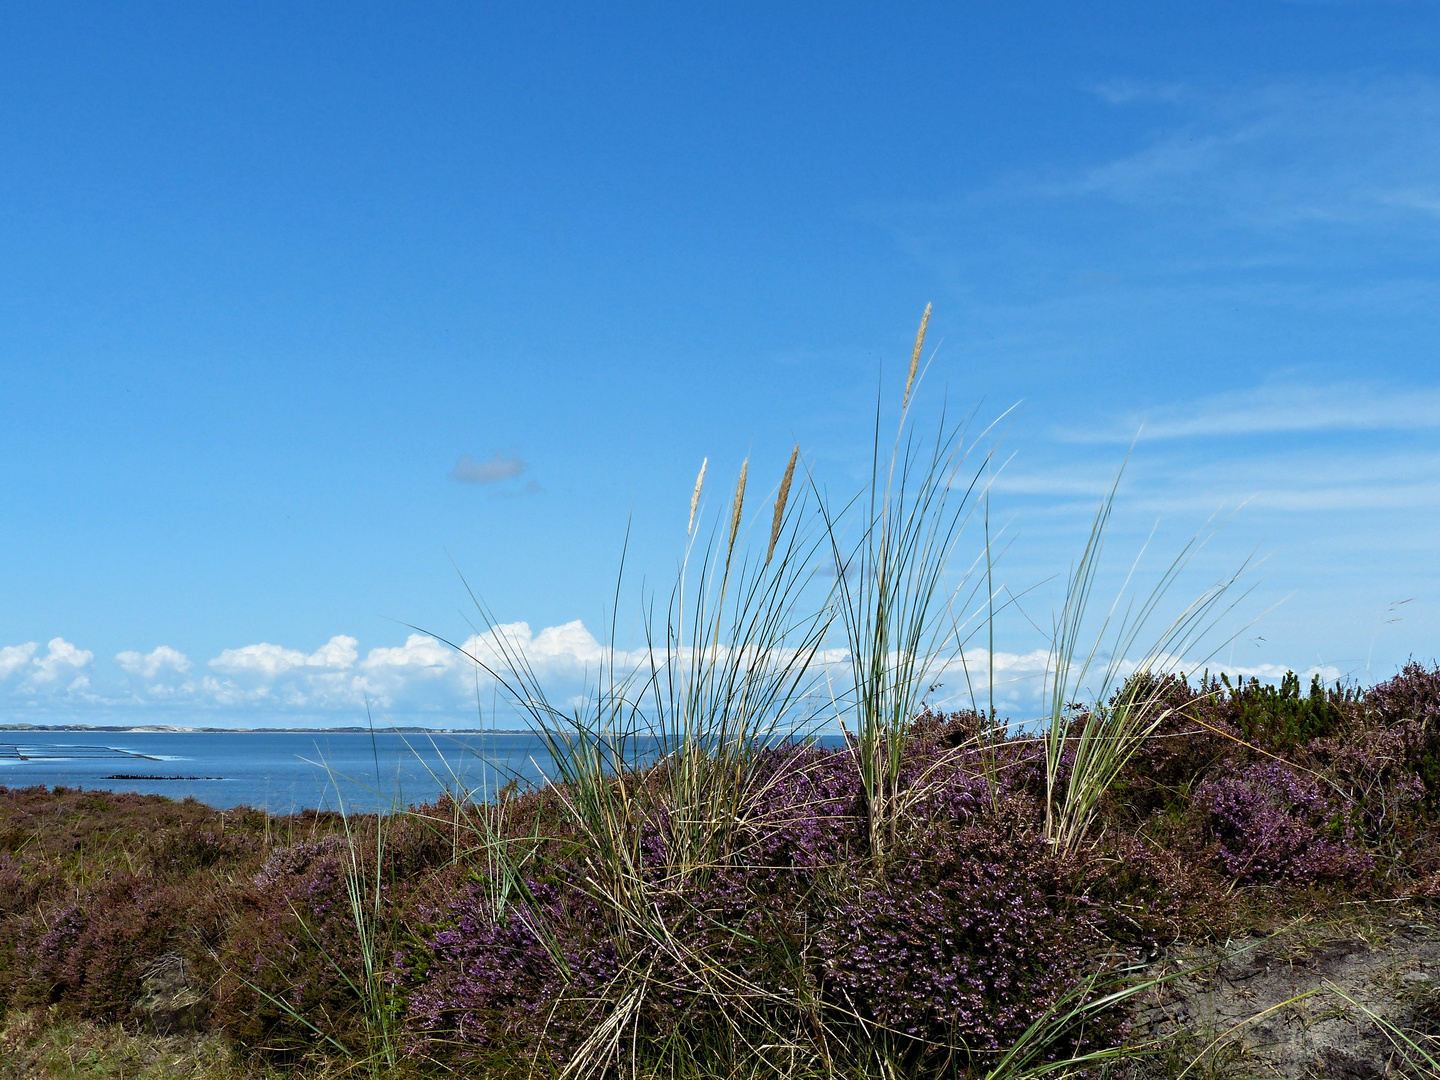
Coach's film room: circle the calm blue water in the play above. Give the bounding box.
[0,731,556,814]
[0,730,847,813]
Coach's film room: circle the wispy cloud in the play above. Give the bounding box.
[1086,79,1187,106]
[451,451,527,484]
[1070,76,1440,233]
[997,443,1440,519]
[1067,382,1440,443]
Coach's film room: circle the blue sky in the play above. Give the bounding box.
[2,2,1438,726]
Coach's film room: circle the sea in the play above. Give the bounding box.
[0,728,846,814]
[0,730,560,814]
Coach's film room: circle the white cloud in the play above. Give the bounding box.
[523,620,606,667]
[360,634,456,672]
[0,643,37,680]
[203,635,364,710]
[311,636,360,668]
[0,623,1351,724]
[209,635,359,678]
[451,451,527,484]
[192,623,606,714]
[1087,79,1186,106]
[1068,76,1440,232]
[916,648,1348,718]
[1206,662,1343,684]
[0,638,95,700]
[27,638,94,686]
[116,645,192,679]
[1068,382,1440,442]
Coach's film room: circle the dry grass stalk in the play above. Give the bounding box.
[688,457,707,535]
[727,458,748,563]
[902,303,931,413]
[767,445,799,566]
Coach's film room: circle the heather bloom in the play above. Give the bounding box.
[404,881,622,1062]
[5,669,1438,1076]
[1195,760,1373,884]
[401,742,1108,1070]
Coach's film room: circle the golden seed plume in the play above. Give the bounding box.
[903,302,931,412]
[727,459,748,561]
[767,444,799,566]
[687,457,707,535]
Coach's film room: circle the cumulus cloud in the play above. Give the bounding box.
[27,638,94,687]
[522,620,606,667]
[0,638,95,698]
[451,451,527,484]
[1210,662,1343,683]
[0,643,38,680]
[210,636,359,678]
[918,649,1346,719]
[356,621,604,711]
[116,645,192,679]
[192,623,606,714]
[0,625,1341,724]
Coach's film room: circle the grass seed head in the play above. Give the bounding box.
[903,302,931,412]
[767,444,799,566]
[728,459,748,562]
[688,457,708,535]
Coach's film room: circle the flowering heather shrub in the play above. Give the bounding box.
[250,835,347,890]
[6,663,1439,1076]
[212,842,375,1053]
[1103,674,1235,823]
[20,875,227,1023]
[403,877,621,1065]
[402,754,842,1066]
[1369,660,1440,809]
[1194,760,1373,885]
[814,816,1107,1060]
[0,854,44,917]
[1081,833,1233,946]
[742,744,866,873]
[1370,661,1440,726]
[142,822,239,878]
[406,849,802,1062]
[404,744,1117,1073]
[2,791,260,1025]
[1311,723,1426,848]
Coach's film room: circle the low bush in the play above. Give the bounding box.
[1370,659,1440,810]
[2,658,1439,1078]
[1193,759,1374,885]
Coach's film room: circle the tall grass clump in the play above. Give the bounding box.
[817,306,999,858]
[225,734,409,1075]
[410,306,1260,1078]
[1042,468,1253,855]
[460,444,831,877]
[433,446,838,1077]
[330,774,405,1075]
